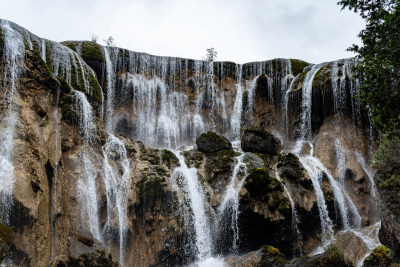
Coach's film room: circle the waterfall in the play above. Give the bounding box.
[298,155,334,244]
[275,170,302,253]
[102,134,131,267]
[217,153,248,253]
[103,46,117,133]
[230,64,243,141]
[298,145,362,233]
[170,151,212,261]
[74,90,102,240]
[355,151,376,197]
[49,86,60,262]
[334,139,347,184]
[0,20,25,223]
[295,63,326,152]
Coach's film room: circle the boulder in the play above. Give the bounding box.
[50,228,120,267]
[225,245,288,267]
[241,128,280,155]
[196,132,232,153]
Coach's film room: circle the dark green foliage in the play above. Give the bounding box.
[374,133,400,188]
[363,245,392,267]
[245,168,283,201]
[339,0,400,135]
[290,59,309,77]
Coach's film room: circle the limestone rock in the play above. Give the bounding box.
[241,128,280,155]
[196,132,232,153]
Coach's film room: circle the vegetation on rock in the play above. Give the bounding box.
[290,59,309,77]
[363,245,392,267]
[196,132,232,153]
[245,168,283,201]
[0,223,14,262]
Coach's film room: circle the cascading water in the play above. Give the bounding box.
[0,20,25,223]
[102,134,131,267]
[275,170,302,253]
[170,151,213,262]
[230,64,243,140]
[74,90,102,240]
[298,155,334,244]
[217,153,248,253]
[296,63,325,146]
[355,150,376,197]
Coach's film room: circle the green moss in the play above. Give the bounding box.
[313,62,333,91]
[62,41,77,52]
[162,149,179,168]
[245,168,283,201]
[363,245,392,267]
[290,59,309,77]
[0,223,14,261]
[87,70,103,104]
[68,54,102,104]
[261,245,288,265]
[81,41,105,63]
[60,93,75,122]
[183,150,204,168]
[140,175,165,200]
[270,191,290,212]
[379,174,400,188]
[292,69,311,92]
[209,149,240,172]
[57,76,72,94]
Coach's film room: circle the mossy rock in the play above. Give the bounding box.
[162,149,180,168]
[60,93,76,122]
[0,223,15,262]
[183,149,204,168]
[57,76,72,94]
[313,62,333,91]
[196,132,232,153]
[261,245,288,266]
[245,168,283,201]
[140,175,165,200]
[62,41,77,52]
[241,128,280,155]
[80,41,105,63]
[69,53,103,104]
[290,59,310,77]
[363,245,392,267]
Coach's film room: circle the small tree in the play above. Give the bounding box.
[203,47,217,62]
[91,34,98,43]
[103,36,115,47]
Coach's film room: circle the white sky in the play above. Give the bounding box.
[0,0,364,64]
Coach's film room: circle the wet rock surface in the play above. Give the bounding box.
[196,131,233,153]
[241,128,280,155]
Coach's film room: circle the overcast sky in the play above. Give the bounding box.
[0,0,364,64]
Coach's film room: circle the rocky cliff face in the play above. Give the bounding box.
[0,19,386,267]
